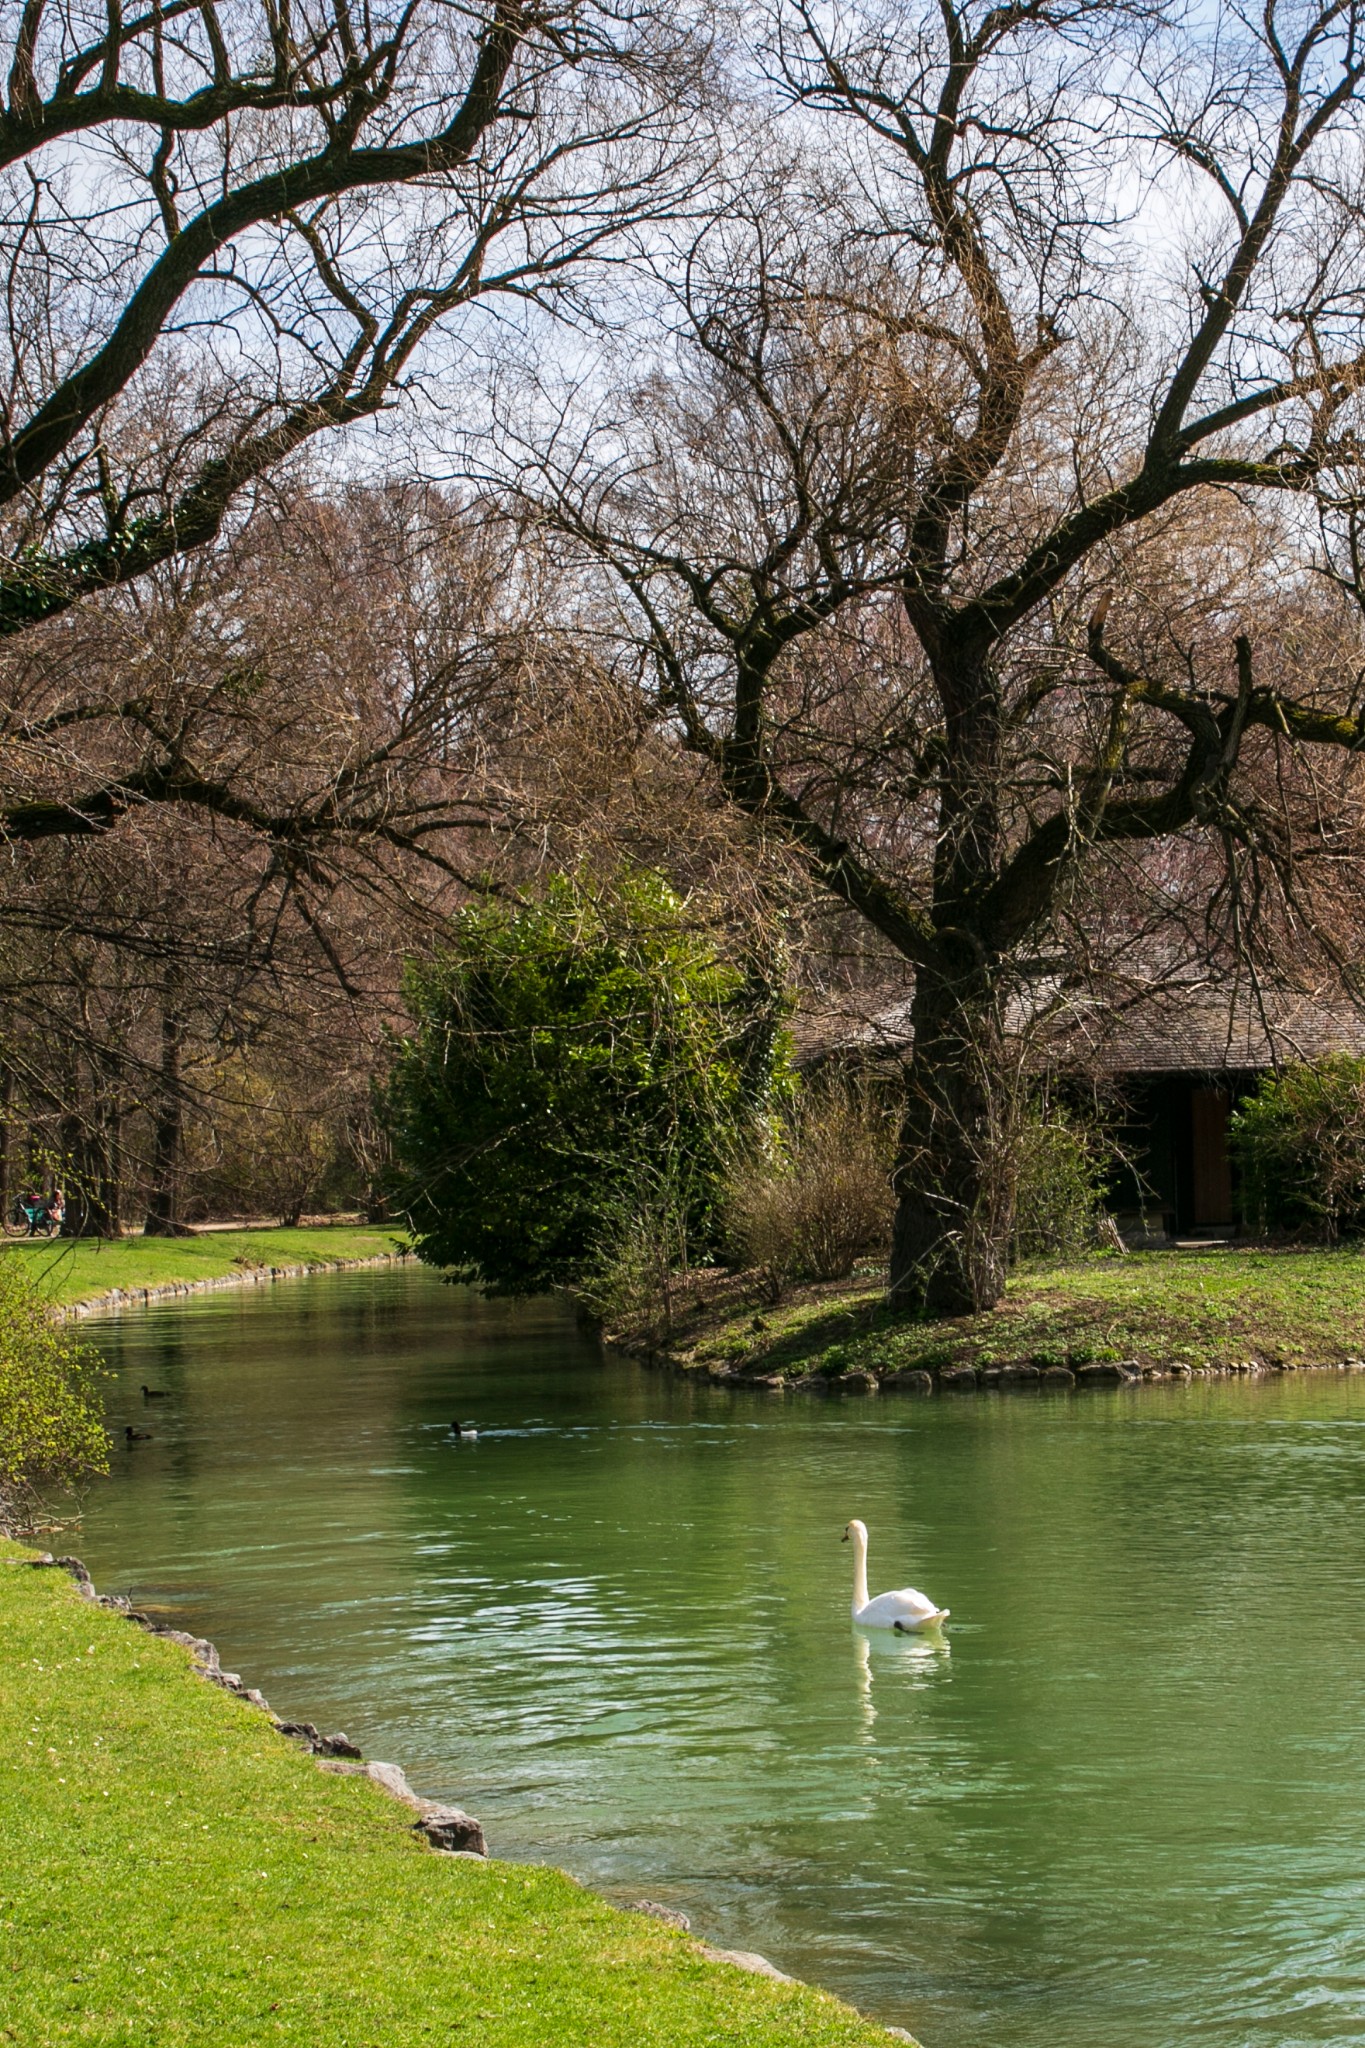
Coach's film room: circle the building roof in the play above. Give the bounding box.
[1047,987,1365,1075]
[819,983,1365,1076]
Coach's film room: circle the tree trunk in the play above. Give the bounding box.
[0,1061,14,1225]
[60,1113,121,1237]
[887,641,1014,1315]
[888,957,1016,1314]
[144,1000,189,1235]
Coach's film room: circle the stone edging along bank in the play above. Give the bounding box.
[19,1554,916,2036]
[634,1349,1365,1396]
[61,1249,409,1319]
[24,1550,489,1852]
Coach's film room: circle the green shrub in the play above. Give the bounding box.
[1230,1056,1365,1238]
[383,870,791,1296]
[1013,1102,1114,1261]
[576,1155,697,1352]
[0,1260,108,1530]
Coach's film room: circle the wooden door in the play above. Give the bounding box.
[1190,1088,1233,1227]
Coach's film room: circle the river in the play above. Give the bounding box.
[72,1260,1365,2048]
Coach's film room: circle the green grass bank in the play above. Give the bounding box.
[664,1246,1365,1387]
[1,1548,906,2048]
[0,1224,404,1311]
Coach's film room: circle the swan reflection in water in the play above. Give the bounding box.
[854,1623,950,1739]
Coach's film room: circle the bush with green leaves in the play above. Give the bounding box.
[575,1154,697,1352]
[1230,1056,1365,1239]
[383,871,791,1295]
[1012,1101,1115,1262]
[0,1260,108,1530]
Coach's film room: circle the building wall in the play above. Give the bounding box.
[1107,1072,1257,1236]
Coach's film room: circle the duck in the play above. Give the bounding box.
[141,1385,170,1400]
[843,1518,947,1630]
[450,1421,478,1439]
[124,1426,153,1443]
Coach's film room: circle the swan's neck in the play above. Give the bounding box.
[851,1530,869,1613]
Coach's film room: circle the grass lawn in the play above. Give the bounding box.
[674,1245,1365,1381]
[0,1548,904,2048]
[0,1225,406,1310]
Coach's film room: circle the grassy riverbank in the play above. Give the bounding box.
[1,1546,904,2048]
[0,1224,404,1310]
[666,1245,1365,1384]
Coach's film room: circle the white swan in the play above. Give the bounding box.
[844,1518,948,1630]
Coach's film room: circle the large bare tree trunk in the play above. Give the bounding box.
[60,1112,121,1237]
[0,1059,14,1226]
[889,962,1013,1314]
[144,994,189,1236]
[887,647,1014,1314]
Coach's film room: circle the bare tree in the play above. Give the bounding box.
[0,483,491,1229]
[0,2,717,1232]
[505,0,1365,1313]
[0,0,701,637]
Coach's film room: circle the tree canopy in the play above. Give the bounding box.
[10,0,1365,1302]
[0,0,697,636]
[506,0,1365,1311]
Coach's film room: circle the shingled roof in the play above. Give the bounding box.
[830,983,1365,1075]
[1048,987,1365,1075]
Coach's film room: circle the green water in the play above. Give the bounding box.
[73,1262,1365,2048]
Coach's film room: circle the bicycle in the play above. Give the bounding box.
[5,1196,58,1238]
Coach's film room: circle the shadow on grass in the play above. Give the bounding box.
[676,1247,1365,1379]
